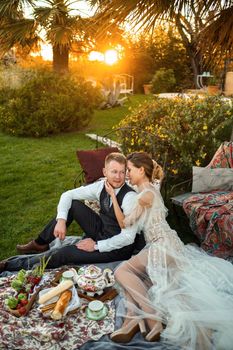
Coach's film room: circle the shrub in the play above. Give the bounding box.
[124,26,193,93]
[117,96,233,184]
[151,68,176,94]
[0,68,102,137]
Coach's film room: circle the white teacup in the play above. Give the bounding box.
[61,270,75,282]
[86,300,108,320]
[89,300,103,312]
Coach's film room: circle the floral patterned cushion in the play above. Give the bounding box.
[207,141,233,168]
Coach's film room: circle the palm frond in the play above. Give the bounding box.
[0,0,35,18]
[91,0,233,57]
[201,6,233,54]
[0,17,38,51]
[90,0,203,34]
[66,15,85,31]
[34,6,54,26]
[47,23,73,47]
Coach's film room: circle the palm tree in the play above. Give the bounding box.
[90,0,233,86]
[0,0,89,72]
[201,4,233,55]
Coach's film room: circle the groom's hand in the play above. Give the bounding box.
[53,219,67,240]
[76,238,95,252]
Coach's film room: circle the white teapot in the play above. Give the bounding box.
[73,265,115,296]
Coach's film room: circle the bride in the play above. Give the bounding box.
[105,152,233,350]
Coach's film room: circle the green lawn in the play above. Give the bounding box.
[0,94,153,260]
[86,93,153,134]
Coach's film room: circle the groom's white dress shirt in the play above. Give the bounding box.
[56,179,139,253]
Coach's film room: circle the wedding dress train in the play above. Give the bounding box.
[115,184,233,350]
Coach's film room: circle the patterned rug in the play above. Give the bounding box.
[0,269,115,350]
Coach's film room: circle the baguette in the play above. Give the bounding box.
[41,302,57,313]
[51,290,72,320]
[38,280,73,305]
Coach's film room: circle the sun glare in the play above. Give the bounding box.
[104,50,118,65]
[88,49,119,65]
[88,51,104,62]
[31,44,53,61]
[41,44,53,61]
[33,45,119,64]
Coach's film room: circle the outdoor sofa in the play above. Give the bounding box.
[171,141,233,260]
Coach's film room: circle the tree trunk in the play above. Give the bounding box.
[175,16,202,88]
[53,45,69,73]
[186,46,202,88]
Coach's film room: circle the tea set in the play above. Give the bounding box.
[59,265,115,320]
[6,262,114,321]
[74,265,115,296]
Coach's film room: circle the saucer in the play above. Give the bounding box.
[86,304,108,321]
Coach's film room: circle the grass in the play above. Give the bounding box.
[0,94,153,260]
[86,93,153,134]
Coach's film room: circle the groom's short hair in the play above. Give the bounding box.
[105,152,126,166]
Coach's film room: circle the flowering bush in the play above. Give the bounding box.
[117,96,233,183]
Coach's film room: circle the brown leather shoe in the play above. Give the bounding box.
[16,240,49,254]
[0,259,7,273]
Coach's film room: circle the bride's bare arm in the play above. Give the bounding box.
[105,181,125,228]
[138,191,153,208]
[124,191,154,227]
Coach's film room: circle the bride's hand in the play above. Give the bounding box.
[105,181,115,198]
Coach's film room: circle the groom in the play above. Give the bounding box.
[0,152,144,272]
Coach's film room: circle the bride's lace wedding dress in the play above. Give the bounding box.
[116,183,233,350]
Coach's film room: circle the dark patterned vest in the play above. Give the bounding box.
[99,183,134,238]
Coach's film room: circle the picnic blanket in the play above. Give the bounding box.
[0,268,115,350]
[0,264,178,350]
[183,191,233,258]
[0,232,178,350]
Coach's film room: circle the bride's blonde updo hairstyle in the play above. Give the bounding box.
[127,152,164,182]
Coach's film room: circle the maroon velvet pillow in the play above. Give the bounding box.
[77,147,120,184]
